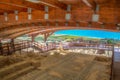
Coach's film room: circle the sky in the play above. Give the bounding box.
[54,29,120,40]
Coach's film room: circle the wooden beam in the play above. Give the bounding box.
[0,0,44,11]
[82,0,96,12]
[0,9,13,14]
[28,0,67,10]
[8,28,40,39]
[0,4,25,10]
[0,4,27,14]
[43,31,54,42]
[6,26,118,39]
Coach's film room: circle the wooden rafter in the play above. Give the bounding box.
[0,0,44,11]
[0,4,27,14]
[0,0,119,38]
[28,0,67,10]
[5,26,118,39]
[82,0,96,12]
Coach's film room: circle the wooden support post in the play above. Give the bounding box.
[31,35,36,42]
[23,41,25,48]
[7,43,10,55]
[20,41,22,54]
[44,33,47,42]
[20,49,21,55]
[110,45,114,80]
[44,32,54,42]
[0,40,3,55]
[27,41,29,53]
[10,39,15,54]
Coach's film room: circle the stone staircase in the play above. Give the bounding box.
[0,60,36,80]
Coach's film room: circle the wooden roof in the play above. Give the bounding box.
[0,0,120,39]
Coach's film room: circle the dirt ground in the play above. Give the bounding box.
[6,50,111,80]
[0,50,112,80]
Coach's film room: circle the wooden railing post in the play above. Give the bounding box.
[10,39,15,54]
[7,43,10,55]
[0,41,3,55]
[110,45,114,80]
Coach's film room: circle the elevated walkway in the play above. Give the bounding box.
[0,40,56,55]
